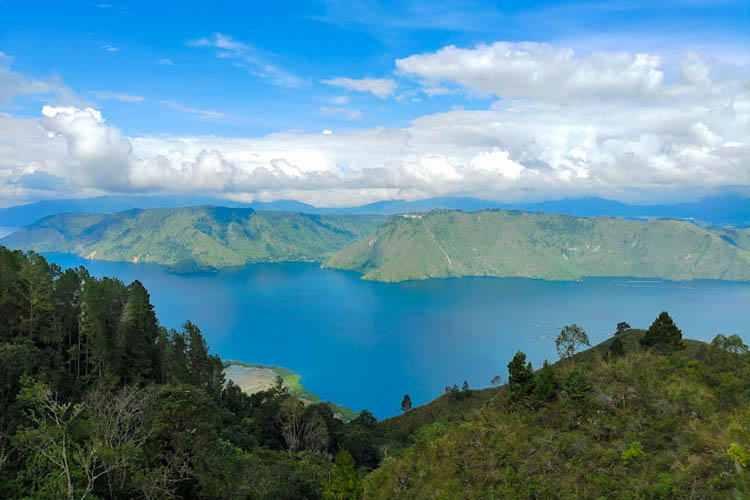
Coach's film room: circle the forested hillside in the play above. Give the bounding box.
[1,247,748,499]
[325,209,750,282]
[0,248,381,499]
[0,207,386,273]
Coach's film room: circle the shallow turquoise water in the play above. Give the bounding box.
[44,254,750,418]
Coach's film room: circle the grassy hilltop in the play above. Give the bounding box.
[364,328,750,499]
[324,209,750,282]
[0,206,386,272]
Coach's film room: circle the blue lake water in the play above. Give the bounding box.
[44,253,750,418]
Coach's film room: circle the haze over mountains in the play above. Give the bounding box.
[1,193,749,228]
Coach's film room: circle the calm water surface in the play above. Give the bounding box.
[45,254,750,417]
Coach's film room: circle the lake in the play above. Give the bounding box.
[44,253,750,418]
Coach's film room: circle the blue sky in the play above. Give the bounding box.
[0,0,748,206]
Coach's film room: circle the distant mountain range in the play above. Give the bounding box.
[3,206,750,282]
[324,210,750,282]
[1,193,749,227]
[1,206,385,273]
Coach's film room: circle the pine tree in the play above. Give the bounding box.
[508,351,535,400]
[116,280,159,384]
[532,360,559,406]
[639,311,684,353]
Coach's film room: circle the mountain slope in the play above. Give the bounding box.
[366,329,750,499]
[1,206,387,271]
[324,209,750,282]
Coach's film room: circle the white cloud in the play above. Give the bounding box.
[1,44,748,207]
[189,33,305,88]
[396,41,665,100]
[322,129,333,135]
[158,58,174,66]
[322,77,396,98]
[94,91,145,103]
[101,44,119,53]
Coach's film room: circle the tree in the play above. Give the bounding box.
[400,394,412,413]
[555,324,590,363]
[508,351,535,400]
[322,450,362,500]
[116,281,159,384]
[491,375,502,387]
[712,334,749,355]
[606,337,625,360]
[277,398,305,452]
[532,360,559,406]
[639,311,684,352]
[616,322,631,335]
[461,380,469,392]
[563,367,591,400]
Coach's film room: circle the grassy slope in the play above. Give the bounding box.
[324,210,750,282]
[365,330,750,499]
[1,206,387,271]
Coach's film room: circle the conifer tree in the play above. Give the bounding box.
[508,351,535,400]
[639,311,684,352]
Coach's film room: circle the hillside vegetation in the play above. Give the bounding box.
[0,206,386,272]
[366,328,750,499]
[0,246,748,498]
[324,209,750,282]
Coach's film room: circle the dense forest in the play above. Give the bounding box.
[0,248,378,499]
[1,247,749,499]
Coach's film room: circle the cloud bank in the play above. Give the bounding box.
[0,43,748,207]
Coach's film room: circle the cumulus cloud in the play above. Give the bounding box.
[1,44,748,207]
[321,77,396,98]
[396,41,665,100]
[190,33,306,88]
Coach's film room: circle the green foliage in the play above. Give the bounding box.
[323,209,750,282]
[508,351,535,400]
[606,337,625,360]
[712,333,749,355]
[323,450,363,500]
[728,443,750,468]
[562,367,592,400]
[620,441,645,464]
[556,324,590,362]
[1,207,386,271]
[365,330,750,499]
[0,248,379,499]
[640,311,685,353]
[532,360,560,406]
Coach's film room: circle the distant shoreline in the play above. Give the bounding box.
[222,360,359,422]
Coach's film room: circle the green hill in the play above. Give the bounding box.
[324,209,750,282]
[0,206,386,272]
[365,328,750,499]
